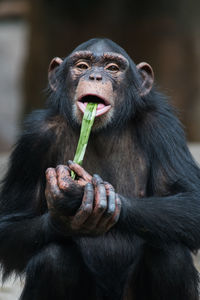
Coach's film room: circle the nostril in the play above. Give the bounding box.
[89,74,102,81]
[96,75,102,81]
[89,74,95,80]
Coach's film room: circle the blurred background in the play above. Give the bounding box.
[0,0,200,153]
[0,0,200,298]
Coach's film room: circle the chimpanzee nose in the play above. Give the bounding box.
[89,73,102,81]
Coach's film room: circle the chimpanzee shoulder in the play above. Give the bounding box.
[134,91,200,196]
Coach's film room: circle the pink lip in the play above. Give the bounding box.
[77,94,111,117]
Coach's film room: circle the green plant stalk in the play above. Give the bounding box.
[71,103,97,179]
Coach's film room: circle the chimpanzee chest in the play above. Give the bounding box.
[83,150,148,199]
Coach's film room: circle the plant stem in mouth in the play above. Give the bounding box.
[71,102,97,179]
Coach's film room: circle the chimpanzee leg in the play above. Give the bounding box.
[20,243,85,300]
[134,244,199,300]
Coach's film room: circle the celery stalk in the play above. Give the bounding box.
[71,103,97,179]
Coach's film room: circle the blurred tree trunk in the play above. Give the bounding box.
[24,0,200,141]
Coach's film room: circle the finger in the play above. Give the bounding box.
[68,160,92,183]
[45,168,60,199]
[83,175,107,228]
[106,194,122,230]
[92,174,104,186]
[104,182,116,219]
[95,183,116,231]
[56,164,71,175]
[71,183,94,229]
[56,165,72,190]
[46,168,57,186]
[92,174,107,219]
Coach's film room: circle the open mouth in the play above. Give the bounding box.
[77,94,111,117]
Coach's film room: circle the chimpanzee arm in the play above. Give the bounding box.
[0,213,54,277]
[117,106,200,251]
[0,110,61,277]
[118,191,200,251]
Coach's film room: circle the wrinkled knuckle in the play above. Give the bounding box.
[82,203,93,214]
[76,164,82,170]
[96,184,106,196]
[46,167,54,174]
[64,166,70,173]
[85,174,92,182]
[59,182,68,190]
[56,164,64,171]
[96,202,107,213]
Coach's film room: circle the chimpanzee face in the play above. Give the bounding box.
[67,42,129,128]
[48,39,154,130]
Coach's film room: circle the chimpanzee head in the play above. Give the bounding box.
[48,38,154,131]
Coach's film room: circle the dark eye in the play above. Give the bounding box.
[76,62,89,70]
[105,63,120,72]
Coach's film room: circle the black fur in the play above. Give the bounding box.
[0,38,200,299]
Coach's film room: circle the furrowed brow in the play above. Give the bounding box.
[70,51,94,62]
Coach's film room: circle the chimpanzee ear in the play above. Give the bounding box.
[136,62,154,96]
[48,57,63,91]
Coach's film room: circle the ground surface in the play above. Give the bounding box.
[0,144,200,299]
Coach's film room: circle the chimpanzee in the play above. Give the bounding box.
[0,38,200,300]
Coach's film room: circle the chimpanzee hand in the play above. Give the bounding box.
[45,165,85,217]
[67,161,121,235]
[45,163,121,236]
